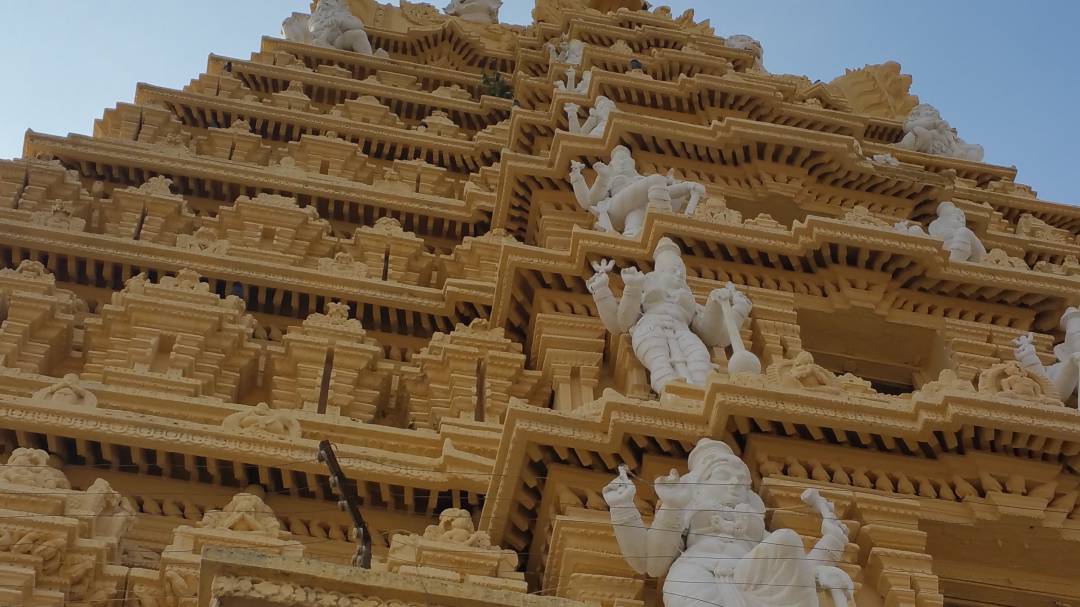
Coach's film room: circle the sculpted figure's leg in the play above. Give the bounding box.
[338,29,372,54]
[676,330,713,386]
[632,328,677,394]
[664,560,736,607]
[622,208,646,238]
[605,175,669,227]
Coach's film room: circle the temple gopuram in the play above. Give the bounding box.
[1,0,1078,605]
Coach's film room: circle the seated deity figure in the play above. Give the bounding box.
[586,238,753,394]
[565,96,616,137]
[895,104,984,162]
[546,36,585,66]
[928,201,986,262]
[444,0,502,24]
[1015,307,1080,403]
[603,439,854,607]
[309,0,373,55]
[569,146,705,238]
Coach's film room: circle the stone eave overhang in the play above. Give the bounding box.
[488,213,1079,337]
[206,54,512,133]
[23,131,493,237]
[493,115,951,235]
[480,378,1080,548]
[0,221,495,337]
[132,85,500,173]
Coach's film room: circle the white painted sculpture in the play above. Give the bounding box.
[546,37,585,66]
[281,13,313,44]
[928,201,986,262]
[555,67,592,94]
[1014,307,1080,403]
[895,104,984,162]
[893,219,927,236]
[603,439,854,607]
[569,146,705,238]
[309,0,373,55]
[586,238,758,394]
[565,96,616,137]
[724,34,766,72]
[444,0,502,23]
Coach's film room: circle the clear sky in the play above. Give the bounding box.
[2,1,1076,203]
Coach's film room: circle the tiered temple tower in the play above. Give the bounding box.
[0,1,1078,606]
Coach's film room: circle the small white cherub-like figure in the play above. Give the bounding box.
[586,239,753,394]
[896,104,984,162]
[555,67,592,94]
[928,201,986,262]
[603,438,854,607]
[309,0,373,55]
[569,146,705,238]
[444,0,502,23]
[565,96,616,137]
[1014,307,1080,403]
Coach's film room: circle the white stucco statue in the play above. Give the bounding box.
[586,239,757,394]
[603,438,854,607]
[546,36,585,66]
[555,67,592,94]
[444,0,502,24]
[928,201,986,262]
[569,146,705,238]
[1014,307,1080,403]
[896,104,984,162]
[565,96,616,137]
[310,0,373,55]
[724,34,766,72]
[281,13,313,44]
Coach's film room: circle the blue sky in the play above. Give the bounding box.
[2,1,1076,203]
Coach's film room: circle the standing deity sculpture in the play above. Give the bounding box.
[565,96,616,137]
[569,146,705,238]
[928,202,986,262]
[603,439,854,607]
[1014,307,1080,403]
[586,238,758,394]
[895,104,984,162]
[309,0,373,55]
[444,0,502,24]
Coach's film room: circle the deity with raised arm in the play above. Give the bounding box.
[1014,307,1080,403]
[546,36,585,66]
[569,146,705,238]
[565,96,616,137]
[444,0,502,24]
[310,0,373,55]
[928,201,986,262]
[555,67,592,94]
[586,238,754,394]
[603,439,854,607]
[895,104,984,162]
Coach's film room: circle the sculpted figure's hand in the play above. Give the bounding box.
[593,161,610,177]
[621,267,646,289]
[569,160,585,179]
[1013,333,1040,366]
[654,468,693,508]
[586,270,610,294]
[564,102,581,115]
[602,465,638,508]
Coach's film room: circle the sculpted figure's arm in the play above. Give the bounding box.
[565,103,583,134]
[692,283,751,347]
[1049,353,1080,401]
[1014,333,1046,375]
[645,469,693,577]
[616,268,645,333]
[803,489,848,564]
[586,265,622,333]
[602,466,648,574]
[579,108,601,135]
[569,160,611,209]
